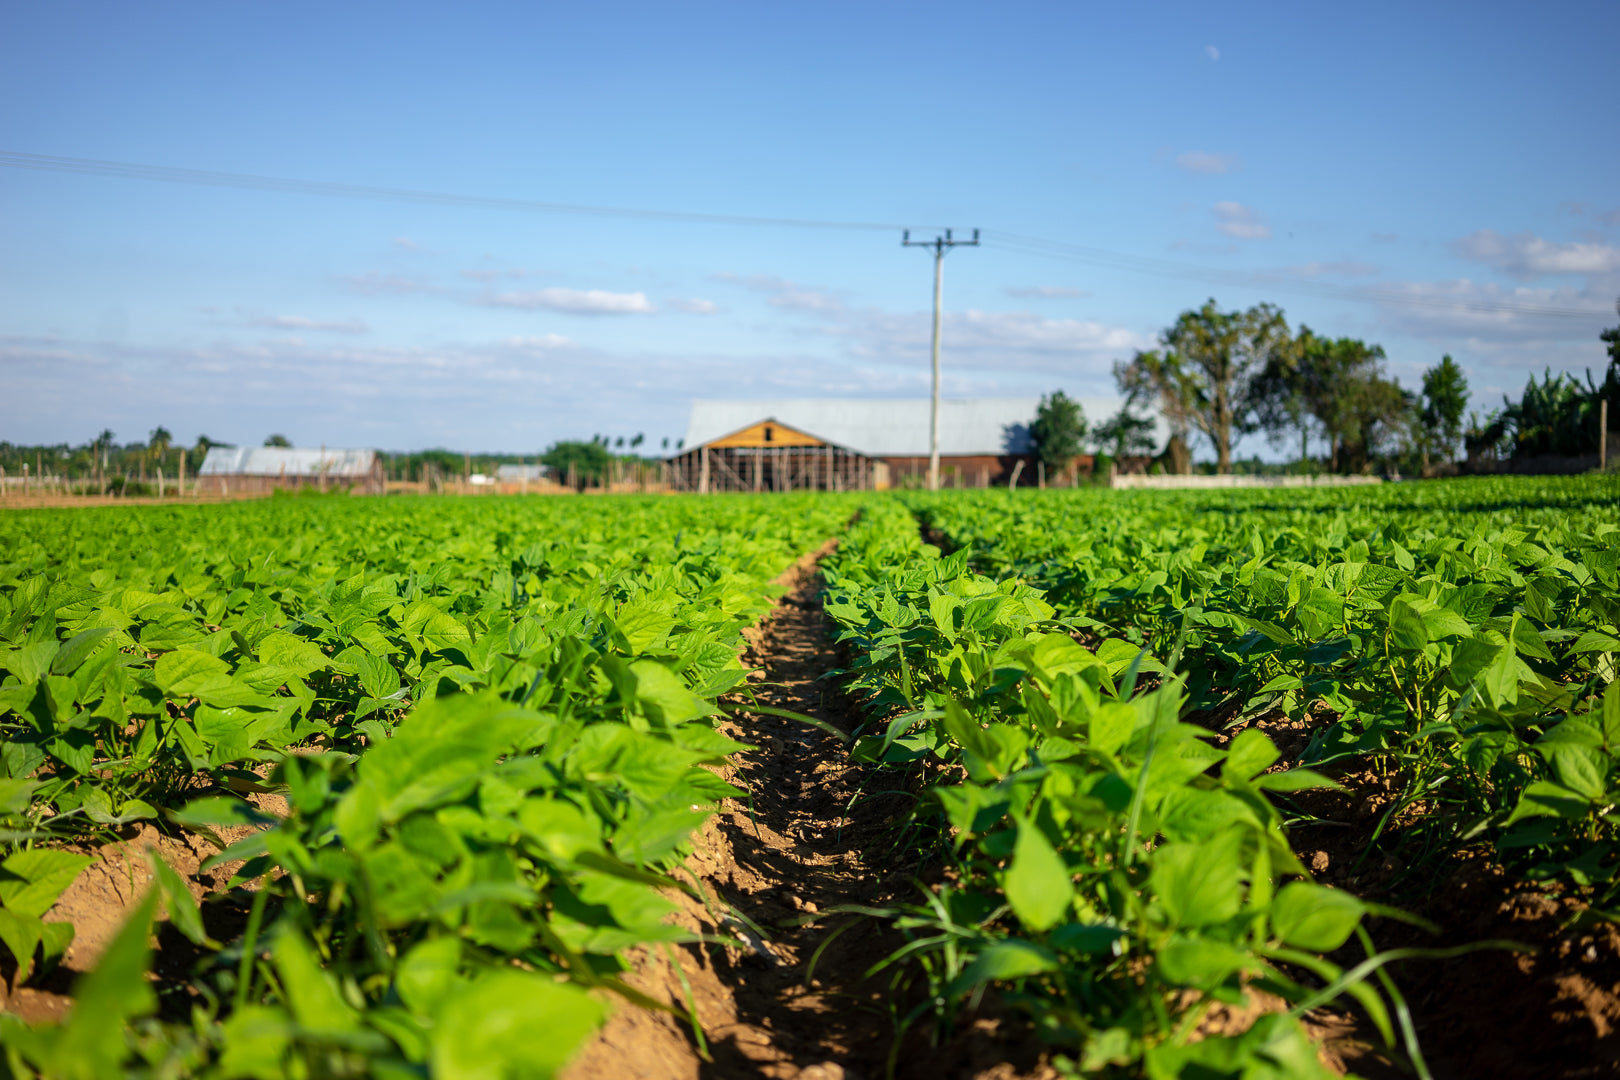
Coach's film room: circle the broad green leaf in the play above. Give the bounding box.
[430,970,605,1080]
[1270,881,1365,951]
[1004,821,1071,931]
[0,849,94,918]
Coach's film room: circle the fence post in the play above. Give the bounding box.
[1602,399,1609,472]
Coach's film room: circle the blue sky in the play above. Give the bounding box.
[3,0,1617,457]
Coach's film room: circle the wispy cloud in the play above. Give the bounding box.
[342,273,437,296]
[483,288,654,315]
[1006,285,1091,299]
[669,297,719,314]
[1175,151,1237,175]
[248,314,370,334]
[1205,45,1220,61]
[502,334,575,349]
[715,273,845,314]
[392,236,419,251]
[1214,201,1270,240]
[1453,229,1620,278]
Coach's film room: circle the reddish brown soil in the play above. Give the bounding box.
[565,543,1059,1080]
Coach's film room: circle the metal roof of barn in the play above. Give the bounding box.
[683,397,1166,459]
[198,447,377,478]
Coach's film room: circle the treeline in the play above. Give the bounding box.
[0,428,215,488]
[1030,297,1619,477]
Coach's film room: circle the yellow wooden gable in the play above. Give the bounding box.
[706,419,827,449]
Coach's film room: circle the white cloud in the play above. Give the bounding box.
[342,273,437,296]
[1453,229,1620,278]
[1368,277,1614,344]
[1205,45,1220,61]
[1214,201,1270,240]
[669,297,719,314]
[1176,151,1237,175]
[484,288,654,315]
[714,273,845,314]
[392,237,419,251]
[1006,285,1091,299]
[249,314,369,334]
[502,334,574,349]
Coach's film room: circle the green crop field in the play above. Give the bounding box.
[1,476,1617,1078]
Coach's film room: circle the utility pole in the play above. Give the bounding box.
[903,228,979,491]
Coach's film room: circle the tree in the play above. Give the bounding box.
[1029,391,1087,476]
[1249,326,1416,473]
[148,426,173,459]
[542,440,612,490]
[1419,355,1469,469]
[1091,400,1157,459]
[264,434,292,447]
[1115,299,1293,473]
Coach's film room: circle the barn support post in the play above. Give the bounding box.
[699,444,710,494]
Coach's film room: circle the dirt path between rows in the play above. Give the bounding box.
[565,541,1054,1080]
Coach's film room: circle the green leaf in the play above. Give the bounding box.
[0,908,43,983]
[0,849,94,918]
[1225,728,1279,781]
[942,699,998,762]
[153,648,230,694]
[396,936,462,1016]
[148,852,215,949]
[1004,820,1071,932]
[1270,881,1365,951]
[57,891,158,1075]
[50,627,117,675]
[948,938,1058,996]
[630,660,712,727]
[1149,833,1244,929]
[1572,630,1620,654]
[1512,616,1555,661]
[430,970,606,1079]
[272,925,361,1034]
[256,630,331,677]
[1504,780,1591,826]
[1388,598,1428,651]
[1156,936,1255,987]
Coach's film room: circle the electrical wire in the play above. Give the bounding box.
[1,150,1610,322]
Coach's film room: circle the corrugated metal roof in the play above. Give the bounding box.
[683,397,1138,458]
[198,447,377,478]
[495,464,550,480]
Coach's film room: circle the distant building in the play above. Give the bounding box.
[198,447,384,495]
[495,464,551,482]
[670,398,1069,491]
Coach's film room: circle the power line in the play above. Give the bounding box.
[0,150,910,233]
[984,230,1606,320]
[1,150,1610,322]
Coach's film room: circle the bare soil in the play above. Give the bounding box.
[565,542,1058,1080]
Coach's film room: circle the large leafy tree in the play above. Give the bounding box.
[1029,391,1087,475]
[542,440,612,490]
[1419,355,1470,468]
[1116,299,1293,474]
[1091,398,1158,459]
[1251,328,1404,472]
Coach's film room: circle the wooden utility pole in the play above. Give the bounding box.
[1602,399,1609,472]
[902,228,979,491]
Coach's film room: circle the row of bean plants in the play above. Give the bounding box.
[821,501,1430,1079]
[909,476,1620,902]
[0,492,856,1077]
